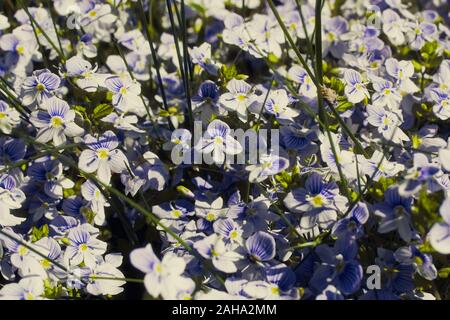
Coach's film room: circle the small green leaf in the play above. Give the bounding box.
[31,224,49,242]
[438,267,450,278]
[93,103,113,120]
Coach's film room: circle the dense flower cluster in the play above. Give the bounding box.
[0,0,449,300]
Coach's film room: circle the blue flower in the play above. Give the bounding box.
[0,138,26,168]
[0,100,21,134]
[0,174,26,226]
[64,226,107,268]
[27,160,74,199]
[30,97,84,145]
[428,196,450,254]
[195,119,243,165]
[78,131,129,184]
[21,69,61,107]
[245,231,276,262]
[283,172,347,229]
[344,69,369,103]
[332,202,369,241]
[310,239,363,296]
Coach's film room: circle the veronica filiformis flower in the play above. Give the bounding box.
[21,69,61,107]
[343,69,369,104]
[219,79,256,123]
[195,119,243,165]
[0,100,21,134]
[64,225,107,268]
[0,174,26,226]
[30,97,84,146]
[283,172,347,230]
[78,131,129,184]
[130,244,195,299]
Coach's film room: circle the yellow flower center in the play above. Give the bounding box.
[206,212,216,221]
[214,136,223,144]
[119,87,127,94]
[155,263,163,273]
[80,244,88,251]
[16,45,25,54]
[237,94,246,102]
[0,112,6,119]
[270,286,280,295]
[171,209,182,219]
[273,104,280,113]
[25,293,35,300]
[262,161,272,169]
[310,195,324,208]
[89,10,97,17]
[51,116,63,127]
[328,32,336,41]
[36,83,46,91]
[18,246,28,255]
[41,259,51,269]
[97,149,109,159]
[230,230,238,239]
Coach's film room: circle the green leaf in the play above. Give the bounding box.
[421,41,438,57]
[438,267,450,278]
[330,77,345,95]
[93,103,113,120]
[188,2,206,16]
[336,100,353,112]
[31,224,49,242]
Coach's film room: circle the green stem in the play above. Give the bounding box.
[267,0,317,85]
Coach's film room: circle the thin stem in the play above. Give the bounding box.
[166,0,193,130]
[314,0,350,199]
[114,42,154,121]
[45,0,65,58]
[136,0,170,115]
[295,0,315,66]
[267,0,317,85]
[20,1,66,62]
